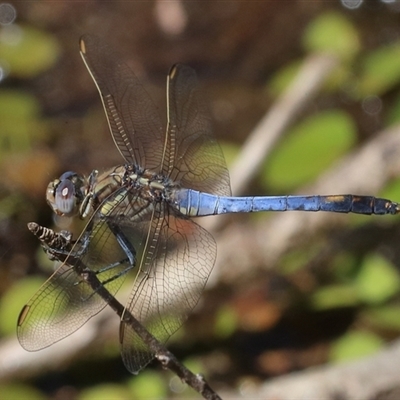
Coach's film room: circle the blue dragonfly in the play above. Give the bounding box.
[17,34,400,374]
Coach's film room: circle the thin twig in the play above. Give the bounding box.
[105,286,221,400]
[32,226,221,400]
[83,267,221,400]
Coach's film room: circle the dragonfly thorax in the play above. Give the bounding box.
[124,167,169,202]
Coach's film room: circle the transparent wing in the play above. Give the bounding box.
[163,64,231,196]
[17,188,147,351]
[19,37,225,369]
[119,206,216,373]
[79,34,164,170]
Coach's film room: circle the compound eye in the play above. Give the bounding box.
[55,179,77,216]
[46,179,58,203]
[59,171,77,181]
[46,171,83,217]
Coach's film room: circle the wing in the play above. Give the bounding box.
[17,188,149,351]
[79,34,164,171]
[163,64,231,196]
[119,205,216,374]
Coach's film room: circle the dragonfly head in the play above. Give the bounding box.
[46,171,86,217]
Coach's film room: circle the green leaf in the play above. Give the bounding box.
[355,254,400,304]
[268,60,302,97]
[357,42,400,97]
[0,90,48,154]
[0,273,77,338]
[332,252,358,281]
[385,92,400,126]
[0,90,39,119]
[214,305,238,339]
[280,245,320,274]
[219,140,240,169]
[0,384,45,400]
[379,178,400,208]
[263,110,356,191]
[363,305,400,331]
[268,59,350,98]
[79,384,131,400]
[329,331,383,363]
[0,277,44,336]
[0,24,60,78]
[128,371,167,399]
[311,284,359,310]
[303,12,360,60]
[0,193,25,221]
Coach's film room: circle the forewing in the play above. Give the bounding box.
[79,34,164,170]
[119,207,216,373]
[17,189,142,351]
[163,64,231,196]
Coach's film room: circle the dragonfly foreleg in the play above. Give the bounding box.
[28,222,74,261]
[28,222,91,262]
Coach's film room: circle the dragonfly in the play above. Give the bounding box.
[17,34,400,375]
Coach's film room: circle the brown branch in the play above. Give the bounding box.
[214,123,400,284]
[26,224,221,399]
[81,264,221,400]
[220,338,400,399]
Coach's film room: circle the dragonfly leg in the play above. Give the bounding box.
[92,220,137,284]
[49,230,90,261]
[107,221,136,266]
[94,257,132,285]
[76,221,137,301]
[76,257,134,302]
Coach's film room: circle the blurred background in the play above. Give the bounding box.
[2,1,400,399]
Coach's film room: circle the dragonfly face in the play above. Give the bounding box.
[46,171,86,217]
